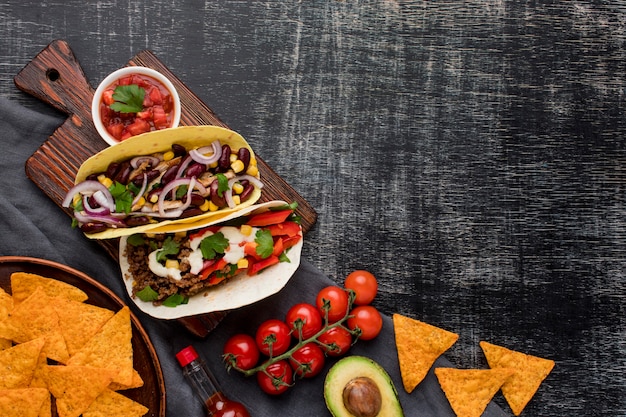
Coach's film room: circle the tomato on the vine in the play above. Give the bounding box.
[316,286,350,323]
[285,303,323,340]
[347,305,383,341]
[344,270,378,305]
[317,326,352,356]
[289,343,325,378]
[257,359,293,395]
[255,319,292,357]
[223,333,260,371]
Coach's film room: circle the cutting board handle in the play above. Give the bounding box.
[14,39,95,122]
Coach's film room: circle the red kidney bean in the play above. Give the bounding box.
[86,173,99,181]
[185,163,205,178]
[184,193,206,207]
[239,183,254,202]
[80,222,109,234]
[125,216,151,227]
[161,165,179,184]
[131,169,160,186]
[180,208,203,218]
[237,147,251,172]
[210,179,226,207]
[218,144,231,172]
[105,162,121,179]
[114,161,132,184]
[171,143,187,157]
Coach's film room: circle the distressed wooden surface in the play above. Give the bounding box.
[1,1,625,415]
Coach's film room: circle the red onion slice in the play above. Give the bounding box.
[132,173,148,206]
[189,140,221,165]
[157,177,196,217]
[73,211,127,227]
[62,180,114,209]
[225,175,264,209]
[130,155,161,169]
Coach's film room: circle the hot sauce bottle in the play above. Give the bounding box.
[176,345,251,417]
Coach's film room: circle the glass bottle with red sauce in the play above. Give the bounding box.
[176,345,251,417]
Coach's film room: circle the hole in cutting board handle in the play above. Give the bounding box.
[46,68,60,82]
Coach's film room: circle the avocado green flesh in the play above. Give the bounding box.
[324,356,404,417]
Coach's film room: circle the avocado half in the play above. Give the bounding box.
[324,356,404,417]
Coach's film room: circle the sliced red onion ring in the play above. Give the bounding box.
[73,211,127,227]
[132,173,148,206]
[175,154,193,180]
[130,155,161,169]
[92,190,116,212]
[189,140,221,165]
[82,195,110,216]
[158,177,196,217]
[62,180,114,209]
[225,174,264,209]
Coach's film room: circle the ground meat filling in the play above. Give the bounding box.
[124,234,217,304]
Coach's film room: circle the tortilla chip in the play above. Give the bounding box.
[0,387,50,417]
[67,306,133,387]
[0,288,13,349]
[53,297,115,356]
[392,313,459,393]
[1,288,69,363]
[435,368,514,417]
[0,337,45,389]
[83,388,149,417]
[45,365,117,417]
[10,272,87,305]
[480,341,555,415]
[29,346,49,389]
[109,368,144,391]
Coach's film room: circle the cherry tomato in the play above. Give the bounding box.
[285,303,323,340]
[255,319,292,357]
[223,334,260,371]
[316,286,350,323]
[256,359,293,395]
[347,305,383,341]
[344,270,378,305]
[317,326,352,356]
[289,343,326,378]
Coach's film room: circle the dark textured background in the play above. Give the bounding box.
[1,1,625,415]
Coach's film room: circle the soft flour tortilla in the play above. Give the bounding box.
[74,125,262,239]
[118,201,303,319]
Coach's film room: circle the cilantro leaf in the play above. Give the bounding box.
[127,234,145,246]
[255,229,274,259]
[163,293,189,307]
[136,286,159,302]
[216,173,229,197]
[109,181,133,214]
[110,84,145,113]
[156,237,180,263]
[200,232,229,260]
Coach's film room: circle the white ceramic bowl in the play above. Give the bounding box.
[91,66,181,147]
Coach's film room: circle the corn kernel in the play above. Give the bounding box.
[232,195,241,206]
[231,160,245,174]
[72,194,81,206]
[98,175,113,188]
[149,194,159,204]
[229,153,237,163]
[208,201,219,212]
[162,151,175,161]
[240,224,253,236]
[237,258,249,269]
[145,233,156,238]
[245,165,259,177]
[232,182,244,194]
[131,197,146,211]
[199,199,211,212]
[165,259,179,269]
[209,161,218,169]
[249,156,257,166]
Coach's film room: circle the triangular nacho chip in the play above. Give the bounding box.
[480,341,555,415]
[109,368,144,391]
[45,365,117,417]
[435,368,514,417]
[0,337,45,389]
[0,288,14,349]
[0,387,50,417]
[1,288,69,363]
[393,313,459,392]
[10,272,87,305]
[53,297,115,356]
[83,388,149,417]
[67,306,133,386]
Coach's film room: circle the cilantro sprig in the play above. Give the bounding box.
[110,84,145,113]
[200,233,229,260]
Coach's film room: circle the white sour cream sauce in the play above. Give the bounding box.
[148,226,259,281]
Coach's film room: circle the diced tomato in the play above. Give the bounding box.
[281,234,302,250]
[118,76,132,86]
[106,123,124,140]
[126,118,151,136]
[246,210,293,227]
[248,255,279,276]
[121,131,133,141]
[207,274,227,286]
[149,87,163,105]
[199,258,228,280]
[272,237,284,257]
[267,221,301,237]
[102,89,115,105]
[136,110,152,120]
[152,106,169,129]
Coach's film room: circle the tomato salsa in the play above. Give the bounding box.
[99,73,175,141]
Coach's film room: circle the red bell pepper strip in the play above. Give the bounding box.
[248,255,280,276]
[272,237,284,257]
[199,258,228,281]
[246,209,293,227]
[267,221,301,237]
[281,234,302,250]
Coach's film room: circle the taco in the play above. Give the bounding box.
[62,126,263,239]
[119,201,303,319]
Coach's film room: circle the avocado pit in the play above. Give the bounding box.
[342,376,382,417]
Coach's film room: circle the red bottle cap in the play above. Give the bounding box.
[176,345,199,367]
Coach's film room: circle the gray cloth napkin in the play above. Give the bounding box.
[0,96,508,417]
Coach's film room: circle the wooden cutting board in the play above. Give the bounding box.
[14,39,317,337]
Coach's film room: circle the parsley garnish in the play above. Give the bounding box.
[200,233,229,260]
[216,173,229,197]
[109,181,134,214]
[136,286,159,302]
[156,237,180,263]
[163,293,189,307]
[127,234,145,246]
[110,84,145,113]
[255,229,274,259]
